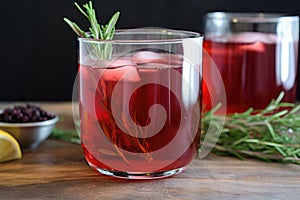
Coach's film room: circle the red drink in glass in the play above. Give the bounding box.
[203,32,298,113]
[77,28,203,179]
[79,51,201,176]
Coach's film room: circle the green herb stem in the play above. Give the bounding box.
[64,1,120,60]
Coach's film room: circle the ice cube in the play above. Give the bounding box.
[132,51,182,65]
[230,32,276,44]
[239,41,265,53]
[139,63,180,69]
[80,57,134,68]
[108,57,135,68]
[101,65,141,82]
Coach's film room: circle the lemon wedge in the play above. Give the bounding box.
[0,129,22,163]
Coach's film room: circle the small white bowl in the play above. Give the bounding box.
[0,115,59,148]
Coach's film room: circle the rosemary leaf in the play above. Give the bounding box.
[50,128,80,145]
[63,18,89,38]
[103,12,120,39]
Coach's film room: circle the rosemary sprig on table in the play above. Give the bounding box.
[51,93,300,164]
[201,92,300,164]
[63,1,120,59]
[51,128,80,144]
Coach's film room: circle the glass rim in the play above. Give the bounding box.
[205,12,299,23]
[78,28,203,44]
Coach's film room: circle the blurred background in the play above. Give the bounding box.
[1,0,300,101]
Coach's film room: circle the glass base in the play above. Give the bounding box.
[94,167,184,180]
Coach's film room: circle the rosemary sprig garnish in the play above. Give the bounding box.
[63,1,120,59]
[201,92,300,164]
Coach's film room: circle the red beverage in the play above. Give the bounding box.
[203,32,298,113]
[79,51,201,175]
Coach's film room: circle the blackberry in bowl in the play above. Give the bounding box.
[0,104,59,148]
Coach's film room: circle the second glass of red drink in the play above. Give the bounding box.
[203,12,299,113]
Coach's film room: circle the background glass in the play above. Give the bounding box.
[78,28,202,179]
[203,12,299,113]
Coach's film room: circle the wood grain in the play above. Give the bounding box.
[0,102,300,200]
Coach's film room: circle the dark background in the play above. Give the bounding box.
[1,0,300,101]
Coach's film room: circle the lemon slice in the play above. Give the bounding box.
[0,129,22,163]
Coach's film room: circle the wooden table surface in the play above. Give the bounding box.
[0,102,300,200]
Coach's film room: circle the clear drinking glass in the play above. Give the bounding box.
[78,28,203,179]
[203,12,299,113]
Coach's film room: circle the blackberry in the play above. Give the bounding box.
[0,104,56,123]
